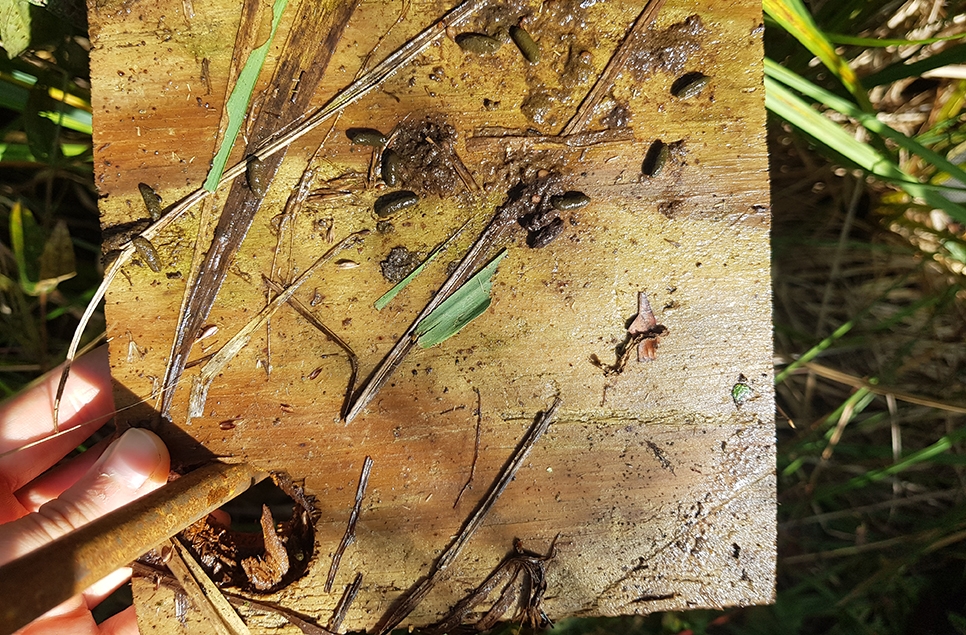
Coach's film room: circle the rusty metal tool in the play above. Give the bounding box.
[0,461,267,635]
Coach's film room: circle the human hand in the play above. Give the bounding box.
[0,347,170,634]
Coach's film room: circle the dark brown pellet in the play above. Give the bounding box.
[246,156,270,197]
[509,25,540,63]
[671,72,709,99]
[346,128,387,147]
[550,191,590,211]
[374,190,418,218]
[138,183,163,221]
[132,236,161,272]
[381,148,402,186]
[456,32,502,54]
[642,140,669,177]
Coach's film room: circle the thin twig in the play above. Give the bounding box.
[427,537,558,635]
[325,456,373,592]
[328,572,363,633]
[224,596,336,635]
[168,538,253,635]
[372,397,561,635]
[454,387,483,507]
[786,358,966,415]
[263,277,359,418]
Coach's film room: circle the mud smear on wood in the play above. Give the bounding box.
[625,14,705,80]
[160,1,360,418]
[380,245,420,283]
[560,0,667,136]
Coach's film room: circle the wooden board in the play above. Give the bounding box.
[87,0,775,631]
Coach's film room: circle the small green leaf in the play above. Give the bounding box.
[415,249,507,348]
[23,83,60,163]
[203,0,288,192]
[731,382,753,406]
[36,220,76,294]
[0,0,31,59]
[10,201,43,293]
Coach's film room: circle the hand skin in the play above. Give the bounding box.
[0,347,170,635]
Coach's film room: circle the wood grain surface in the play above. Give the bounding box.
[87,0,775,631]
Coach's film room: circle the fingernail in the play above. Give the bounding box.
[97,428,165,491]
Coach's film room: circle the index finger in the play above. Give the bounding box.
[0,346,115,493]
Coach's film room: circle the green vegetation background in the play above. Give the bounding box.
[3,0,966,632]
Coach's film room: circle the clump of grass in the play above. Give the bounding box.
[751,0,966,633]
[0,10,99,396]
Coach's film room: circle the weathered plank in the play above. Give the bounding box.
[87,0,775,631]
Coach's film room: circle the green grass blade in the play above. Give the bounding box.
[415,249,507,348]
[817,426,966,500]
[767,59,966,188]
[827,32,966,47]
[819,388,875,437]
[202,0,288,191]
[0,142,89,161]
[863,44,966,87]
[774,317,857,386]
[763,0,873,112]
[765,75,966,223]
[374,253,438,311]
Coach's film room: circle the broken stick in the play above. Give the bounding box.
[371,397,561,635]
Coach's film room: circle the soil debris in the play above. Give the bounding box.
[380,245,419,282]
[176,488,315,594]
[626,14,704,80]
[385,116,461,196]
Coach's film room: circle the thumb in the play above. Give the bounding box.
[0,428,169,566]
